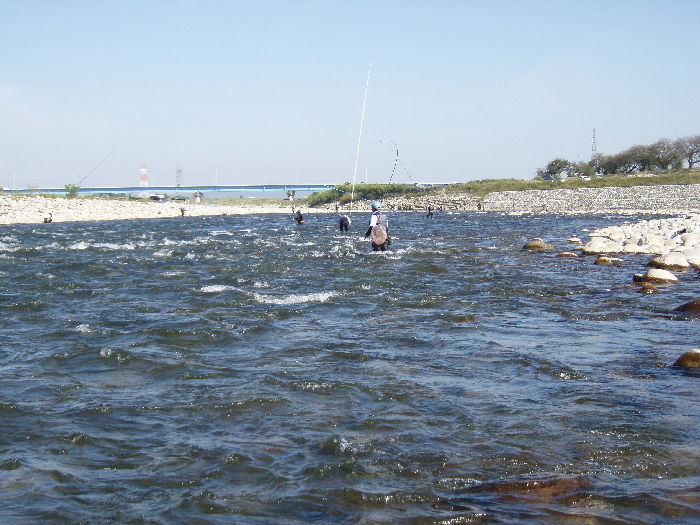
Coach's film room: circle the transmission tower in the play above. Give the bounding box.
[140,163,148,187]
[175,165,183,187]
[591,128,597,160]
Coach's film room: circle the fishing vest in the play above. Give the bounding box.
[374,211,388,230]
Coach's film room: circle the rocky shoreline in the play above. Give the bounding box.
[379,183,700,215]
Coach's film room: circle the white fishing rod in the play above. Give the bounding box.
[350,63,371,216]
[76,143,123,187]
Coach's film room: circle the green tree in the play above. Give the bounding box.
[535,158,573,180]
[674,134,700,168]
[649,138,682,170]
[64,184,80,198]
[572,160,595,177]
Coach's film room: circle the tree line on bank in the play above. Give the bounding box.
[535,134,700,181]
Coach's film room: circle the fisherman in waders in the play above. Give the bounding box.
[365,201,390,251]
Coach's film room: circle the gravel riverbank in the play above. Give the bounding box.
[380,184,700,215]
[3,184,699,225]
[0,196,295,225]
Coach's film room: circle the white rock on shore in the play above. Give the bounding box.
[583,214,700,258]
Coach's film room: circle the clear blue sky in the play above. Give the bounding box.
[1,0,698,189]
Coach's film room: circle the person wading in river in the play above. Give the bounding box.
[365,201,390,251]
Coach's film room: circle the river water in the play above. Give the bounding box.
[1,211,699,524]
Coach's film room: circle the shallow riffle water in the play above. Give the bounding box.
[1,211,699,524]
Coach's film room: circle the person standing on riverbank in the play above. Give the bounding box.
[365,201,390,251]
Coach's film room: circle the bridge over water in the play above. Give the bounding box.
[5,184,336,196]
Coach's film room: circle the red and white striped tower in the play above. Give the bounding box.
[140,163,148,187]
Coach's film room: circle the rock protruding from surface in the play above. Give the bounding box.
[523,238,555,252]
[673,299,700,313]
[595,254,623,265]
[636,269,678,283]
[672,350,700,368]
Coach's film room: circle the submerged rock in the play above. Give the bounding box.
[557,252,579,258]
[637,283,661,293]
[467,473,592,498]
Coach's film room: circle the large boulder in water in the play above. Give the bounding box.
[672,350,700,368]
[682,247,700,267]
[523,238,554,252]
[648,252,690,270]
[635,269,678,283]
[582,237,623,255]
[648,268,679,282]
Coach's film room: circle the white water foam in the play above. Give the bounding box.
[93,242,137,250]
[201,285,241,293]
[253,291,339,305]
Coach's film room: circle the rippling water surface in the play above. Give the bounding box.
[1,211,699,524]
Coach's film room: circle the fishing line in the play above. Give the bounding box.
[350,63,371,217]
[76,142,123,187]
[398,159,416,185]
[371,140,399,187]
[370,140,416,204]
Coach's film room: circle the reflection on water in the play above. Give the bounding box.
[1,211,699,524]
